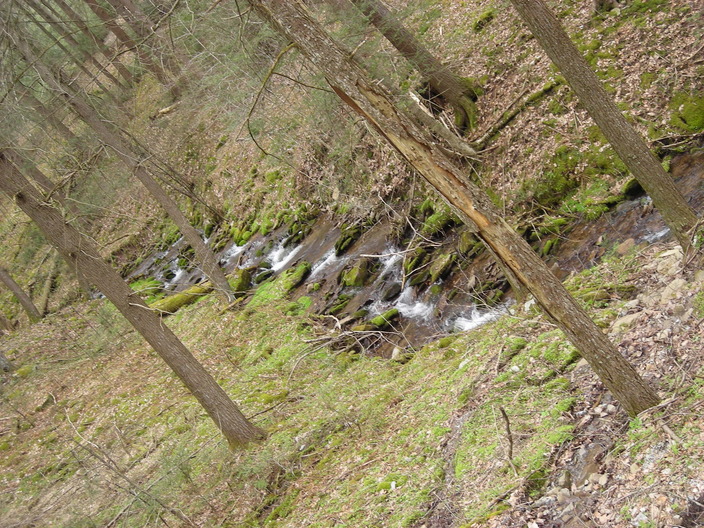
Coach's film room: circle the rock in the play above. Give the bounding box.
[341,258,371,287]
[656,248,683,276]
[381,283,402,301]
[694,270,704,283]
[428,253,455,282]
[556,470,572,489]
[370,309,399,329]
[615,238,635,256]
[611,312,641,332]
[660,278,687,303]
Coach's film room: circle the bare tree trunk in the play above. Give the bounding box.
[25,0,126,89]
[48,0,135,85]
[11,36,236,303]
[84,0,173,89]
[0,267,42,323]
[4,148,93,297]
[341,0,479,132]
[0,154,265,447]
[16,2,119,104]
[37,250,60,316]
[17,86,76,142]
[508,0,699,252]
[246,0,660,416]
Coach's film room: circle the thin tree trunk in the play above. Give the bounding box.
[246,0,660,416]
[25,0,125,89]
[16,3,119,104]
[84,0,172,88]
[509,0,699,252]
[0,267,42,323]
[48,0,135,85]
[0,154,265,447]
[4,148,93,297]
[37,250,60,316]
[11,36,236,303]
[17,86,76,142]
[342,0,479,131]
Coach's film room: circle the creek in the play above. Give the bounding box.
[126,152,704,354]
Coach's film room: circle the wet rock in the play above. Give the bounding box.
[334,224,362,256]
[228,268,252,294]
[370,308,400,329]
[381,283,402,301]
[420,207,460,237]
[341,258,371,287]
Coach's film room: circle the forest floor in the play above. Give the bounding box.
[1,0,704,526]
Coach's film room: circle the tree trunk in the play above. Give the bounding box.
[37,250,60,316]
[246,0,659,416]
[26,0,126,89]
[48,0,135,85]
[4,148,93,297]
[0,267,42,323]
[342,0,479,132]
[508,0,699,252]
[83,0,173,89]
[0,154,265,447]
[12,36,236,304]
[16,2,119,104]
[17,86,76,142]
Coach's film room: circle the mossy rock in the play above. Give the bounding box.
[404,247,428,275]
[351,323,377,332]
[15,364,35,378]
[473,8,496,32]
[228,268,252,294]
[420,207,460,237]
[458,230,479,255]
[438,336,458,348]
[334,225,363,256]
[328,294,353,315]
[278,262,312,292]
[409,271,430,287]
[341,258,372,288]
[370,308,400,329]
[149,283,213,314]
[428,253,456,282]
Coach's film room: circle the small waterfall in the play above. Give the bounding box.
[220,243,246,266]
[269,240,303,271]
[452,304,508,332]
[310,249,345,278]
[393,285,435,320]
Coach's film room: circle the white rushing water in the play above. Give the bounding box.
[452,304,509,332]
[310,249,346,278]
[270,240,304,271]
[221,243,246,266]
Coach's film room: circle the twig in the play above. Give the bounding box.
[499,406,518,476]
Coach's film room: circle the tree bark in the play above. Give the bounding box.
[48,0,135,85]
[246,0,659,416]
[11,35,236,304]
[0,154,265,447]
[342,0,479,132]
[0,267,42,323]
[508,0,699,252]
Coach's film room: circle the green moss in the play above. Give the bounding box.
[149,283,213,314]
[428,253,455,282]
[15,364,35,378]
[370,309,400,329]
[335,225,362,256]
[473,8,496,32]
[228,268,252,294]
[530,146,581,207]
[420,207,460,237]
[438,336,457,348]
[329,294,353,315]
[670,91,704,132]
[130,278,164,303]
[341,259,371,287]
